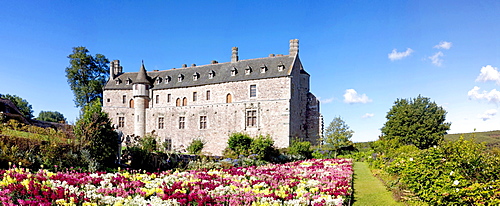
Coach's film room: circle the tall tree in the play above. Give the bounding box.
[65,47,109,108]
[323,116,354,158]
[37,111,66,123]
[381,95,451,149]
[74,99,118,169]
[0,94,34,119]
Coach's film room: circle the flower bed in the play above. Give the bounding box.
[0,159,353,206]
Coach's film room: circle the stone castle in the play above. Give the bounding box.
[103,39,322,155]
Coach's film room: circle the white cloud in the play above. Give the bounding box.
[468,86,500,104]
[429,51,444,66]
[478,109,497,121]
[388,48,414,61]
[343,89,372,104]
[434,41,453,50]
[476,65,500,84]
[320,97,334,104]
[362,113,374,118]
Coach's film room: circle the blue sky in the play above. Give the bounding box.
[0,1,498,142]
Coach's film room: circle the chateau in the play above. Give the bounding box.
[103,39,321,155]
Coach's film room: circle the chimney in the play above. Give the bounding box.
[231,47,239,63]
[211,60,218,64]
[110,60,115,80]
[191,64,196,67]
[182,64,187,68]
[289,39,299,56]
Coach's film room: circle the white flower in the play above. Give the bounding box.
[453,180,459,185]
[450,171,454,176]
[409,158,414,161]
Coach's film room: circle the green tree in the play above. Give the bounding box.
[323,116,354,158]
[186,139,205,155]
[65,47,110,108]
[74,99,117,169]
[37,111,66,123]
[0,94,34,119]
[381,95,451,149]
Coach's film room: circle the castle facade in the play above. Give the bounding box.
[103,39,321,155]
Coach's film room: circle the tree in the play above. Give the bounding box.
[323,117,354,158]
[74,99,117,169]
[65,47,110,108]
[381,95,451,149]
[0,94,34,119]
[37,111,66,123]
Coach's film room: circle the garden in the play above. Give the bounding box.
[0,158,353,205]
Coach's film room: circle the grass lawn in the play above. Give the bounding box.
[353,162,404,206]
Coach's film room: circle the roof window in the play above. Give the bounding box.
[156,77,162,85]
[245,65,252,75]
[208,70,215,79]
[231,67,238,76]
[278,62,285,72]
[260,64,267,73]
[193,72,200,81]
[178,74,184,82]
[126,78,132,85]
[165,76,171,84]
[115,78,122,85]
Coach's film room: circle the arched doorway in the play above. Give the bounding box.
[176,98,181,106]
[129,99,134,108]
[182,97,187,106]
[226,93,232,103]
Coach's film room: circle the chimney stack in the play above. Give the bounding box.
[289,39,299,56]
[231,47,239,63]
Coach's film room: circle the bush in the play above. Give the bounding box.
[250,135,277,161]
[139,134,157,152]
[186,139,204,155]
[288,139,312,159]
[226,133,253,157]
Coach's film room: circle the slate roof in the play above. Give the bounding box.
[105,54,304,90]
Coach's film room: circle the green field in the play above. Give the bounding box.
[445,130,500,147]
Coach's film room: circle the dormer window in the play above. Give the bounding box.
[126,78,132,85]
[193,72,200,81]
[208,70,215,79]
[165,76,171,84]
[278,62,285,72]
[260,64,267,73]
[231,67,238,76]
[178,74,184,82]
[245,65,252,75]
[115,78,122,85]
[156,77,162,85]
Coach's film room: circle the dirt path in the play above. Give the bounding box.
[352,162,404,206]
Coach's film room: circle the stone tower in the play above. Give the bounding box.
[132,61,150,138]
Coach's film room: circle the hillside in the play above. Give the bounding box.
[445,130,500,148]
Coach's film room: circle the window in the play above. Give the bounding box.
[226,93,232,103]
[278,62,285,71]
[155,95,160,104]
[246,110,257,127]
[118,117,125,127]
[260,64,267,73]
[206,90,210,100]
[122,95,126,104]
[129,99,134,108]
[158,117,164,129]
[164,139,172,151]
[107,98,110,102]
[115,78,122,85]
[165,76,171,84]
[156,77,162,85]
[179,117,185,129]
[182,97,187,106]
[176,98,181,106]
[126,78,132,85]
[231,67,237,76]
[167,94,171,103]
[245,65,252,75]
[208,70,215,79]
[193,92,197,101]
[193,72,200,81]
[178,74,184,82]
[199,116,207,129]
[250,85,257,98]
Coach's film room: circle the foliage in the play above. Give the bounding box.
[186,139,204,155]
[37,111,66,123]
[287,139,312,159]
[226,133,253,157]
[323,116,354,158]
[65,46,109,108]
[0,94,34,119]
[381,95,451,149]
[372,137,500,205]
[445,130,500,148]
[139,133,157,152]
[74,99,117,169]
[250,135,278,161]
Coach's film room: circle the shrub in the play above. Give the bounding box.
[250,135,277,161]
[139,134,157,152]
[186,139,204,155]
[288,139,312,159]
[226,133,253,157]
